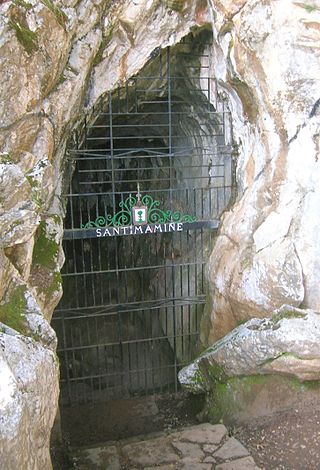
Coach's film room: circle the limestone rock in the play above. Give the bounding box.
[0,0,319,467]
[216,456,259,470]
[180,305,320,392]
[87,0,210,107]
[0,330,59,470]
[122,436,179,466]
[0,208,40,249]
[213,437,249,460]
[201,0,320,341]
[0,162,31,212]
[29,215,64,321]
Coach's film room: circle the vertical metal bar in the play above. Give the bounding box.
[134,78,138,113]
[126,80,129,113]
[117,83,121,114]
[167,46,173,211]
[109,92,116,214]
[200,187,204,291]
[159,48,163,80]
[97,241,103,307]
[179,231,184,360]
[95,316,101,396]
[171,259,177,391]
[61,314,72,406]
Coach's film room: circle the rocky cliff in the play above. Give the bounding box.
[0,0,319,467]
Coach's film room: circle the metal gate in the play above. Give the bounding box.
[52,32,234,406]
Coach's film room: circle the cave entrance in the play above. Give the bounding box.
[52,31,234,440]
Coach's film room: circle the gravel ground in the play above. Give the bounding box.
[234,397,320,470]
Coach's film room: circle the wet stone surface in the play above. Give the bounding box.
[72,423,260,469]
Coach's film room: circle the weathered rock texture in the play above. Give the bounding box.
[201,0,320,343]
[0,0,210,467]
[0,0,319,467]
[179,305,320,393]
[72,422,259,469]
[179,305,320,423]
[0,325,59,470]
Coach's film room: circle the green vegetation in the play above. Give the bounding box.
[25,173,38,188]
[0,153,13,164]
[45,271,62,297]
[203,359,228,383]
[303,4,319,13]
[9,219,23,230]
[219,21,234,37]
[56,73,67,88]
[8,18,38,54]
[31,191,43,208]
[166,0,186,12]
[26,173,44,208]
[93,23,115,67]
[272,309,306,323]
[32,221,59,270]
[0,286,28,334]
[40,0,67,28]
[204,374,320,424]
[13,0,32,10]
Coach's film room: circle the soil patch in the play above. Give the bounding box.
[60,392,204,447]
[234,396,320,470]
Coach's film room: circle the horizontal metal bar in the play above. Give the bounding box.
[96,111,231,116]
[68,147,232,160]
[60,356,196,382]
[63,188,229,198]
[88,121,219,130]
[85,132,224,141]
[78,175,214,185]
[61,259,207,277]
[127,75,213,80]
[63,220,219,240]
[78,164,215,173]
[57,331,199,353]
[54,294,206,317]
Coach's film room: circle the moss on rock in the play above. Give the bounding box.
[12,0,32,10]
[8,4,38,55]
[204,374,320,425]
[0,285,28,334]
[32,221,59,270]
[0,153,13,164]
[8,19,38,54]
[166,0,187,13]
[272,309,306,323]
[40,0,67,29]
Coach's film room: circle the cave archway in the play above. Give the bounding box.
[52,29,235,442]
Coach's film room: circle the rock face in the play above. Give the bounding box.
[0,0,210,467]
[179,305,320,423]
[0,0,320,466]
[201,0,320,342]
[179,305,320,393]
[0,325,59,470]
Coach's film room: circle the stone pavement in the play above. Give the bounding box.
[72,423,260,469]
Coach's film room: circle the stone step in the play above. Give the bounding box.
[71,423,260,469]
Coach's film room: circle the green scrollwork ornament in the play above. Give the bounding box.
[81,193,196,229]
